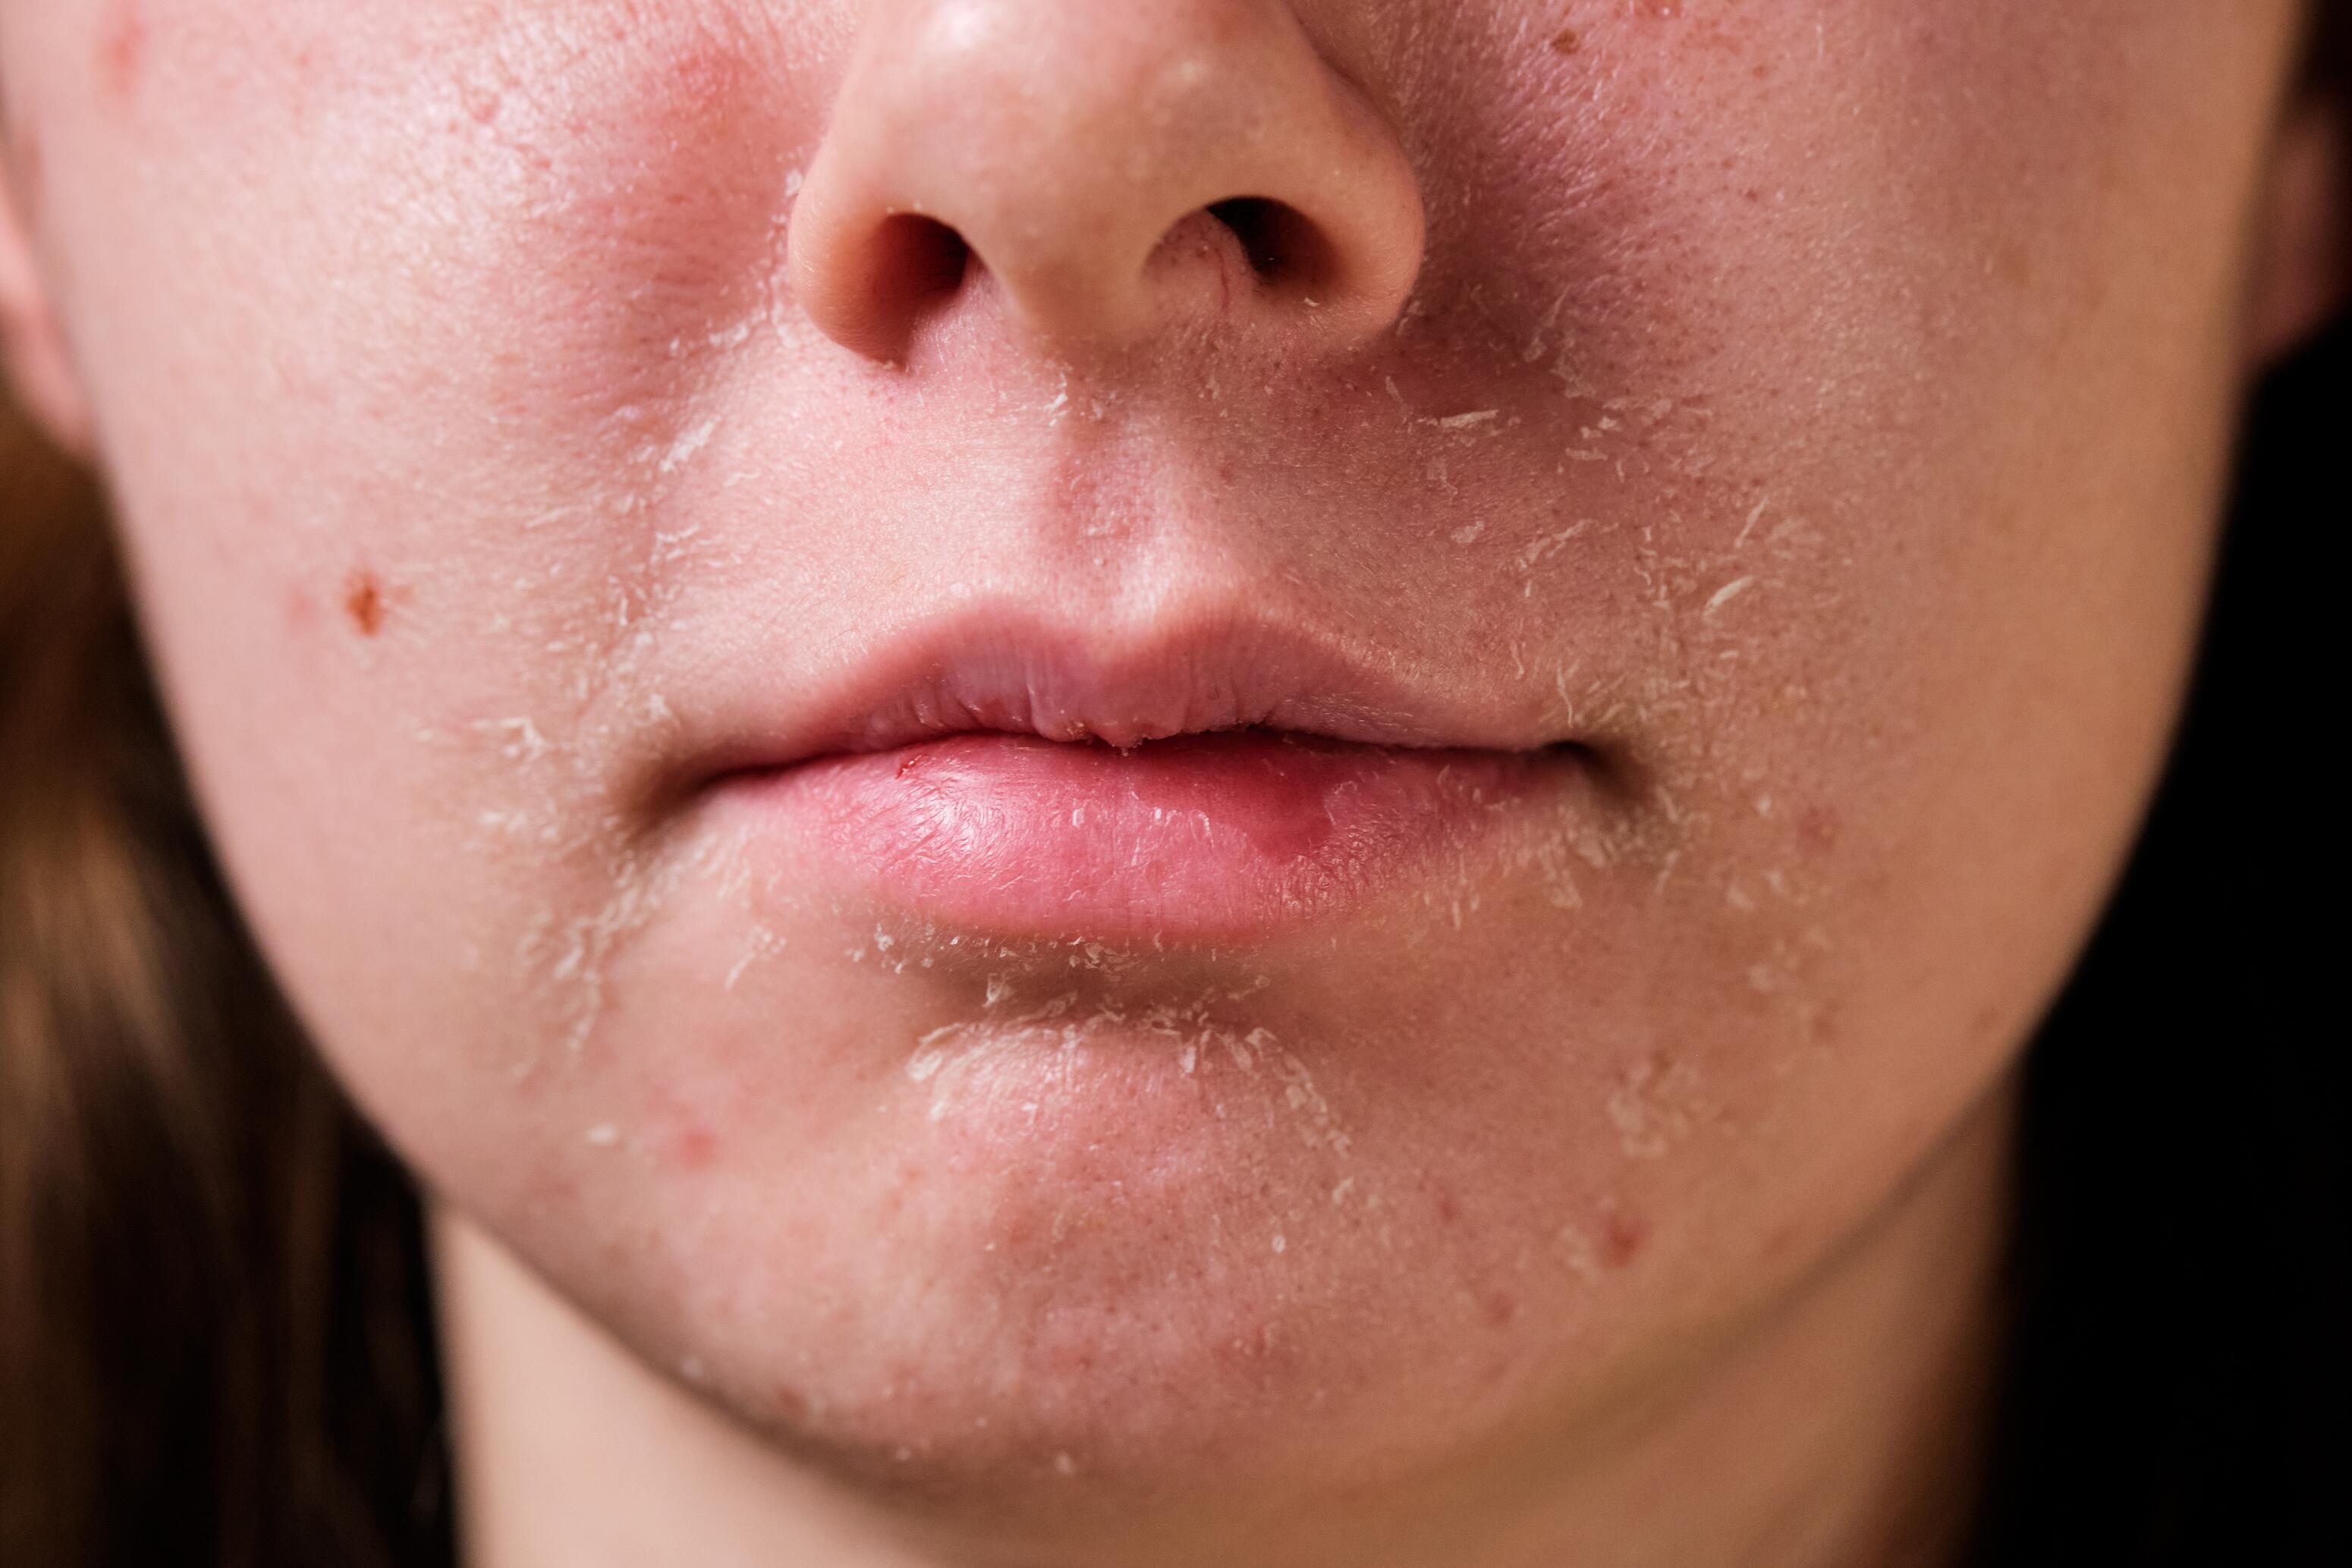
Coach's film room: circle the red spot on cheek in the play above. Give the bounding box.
[338,568,411,636]
[1798,804,1841,856]
[664,1124,720,1174]
[1601,1208,1648,1268]
[96,2,150,107]
[343,572,388,636]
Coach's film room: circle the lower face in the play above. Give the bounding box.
[0,0,2300,1535]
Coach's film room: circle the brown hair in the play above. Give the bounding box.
[0,402,451,1563]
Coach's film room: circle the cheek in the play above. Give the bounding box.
[10,2,841,1135]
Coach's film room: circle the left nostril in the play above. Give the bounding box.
[1206,196,1340,298]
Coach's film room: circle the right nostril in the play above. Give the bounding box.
[1207,198,1286,276]
[1206,196,1342,299]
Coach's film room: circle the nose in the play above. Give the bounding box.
[787,0,1425,364]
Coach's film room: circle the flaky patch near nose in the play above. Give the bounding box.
[785,0,1425,365]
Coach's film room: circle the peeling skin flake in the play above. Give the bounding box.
[1704,577,1756,617]
[658,416,721,474]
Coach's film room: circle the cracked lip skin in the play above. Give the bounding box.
[687,608,1596,942]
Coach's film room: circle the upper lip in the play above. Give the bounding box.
[685,602,1578,785]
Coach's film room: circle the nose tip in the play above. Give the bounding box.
[786,0,1426,364]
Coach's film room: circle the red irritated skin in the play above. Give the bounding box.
[0,1,2336,1564]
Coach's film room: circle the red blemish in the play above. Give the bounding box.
[897,753,923,778]
[1483,1290,1519,1328]
[1798,804,1841,855]
[343,571,388,636]
[96,2,149,107]
[765,1384,814,1425]
[665,1124,719,1173]
[1601,1208,1648,1268]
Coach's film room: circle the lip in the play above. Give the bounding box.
[696,608,1586,941]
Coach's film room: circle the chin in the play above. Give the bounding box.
[542,988,1633,1521]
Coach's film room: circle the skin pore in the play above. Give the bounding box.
[0,2,2342,1565]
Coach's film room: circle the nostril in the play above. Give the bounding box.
[1206,196,1341,297]
[871,212,973,315]
[1206,198,1286,276]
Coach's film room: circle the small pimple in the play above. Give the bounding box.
[1798,804,1841,855]
[666,1124,719,1172]
[1602,1208,1648,1268]
[96,2,149,107]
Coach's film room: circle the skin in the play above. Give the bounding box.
[0,2,2342,1563]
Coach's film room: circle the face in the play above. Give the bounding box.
[0,0,2319,1541]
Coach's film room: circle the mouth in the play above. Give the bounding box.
[697,608,1592,942]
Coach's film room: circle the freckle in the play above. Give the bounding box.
[343,571,388,636]
[1551,27,1583,55]
[1602,1209,1647,1268]
[96,2,149,106]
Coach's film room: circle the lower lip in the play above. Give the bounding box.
[728,731,1564,941]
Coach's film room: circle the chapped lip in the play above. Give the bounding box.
[678,602,1603,940]
[689,603,1588,785]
